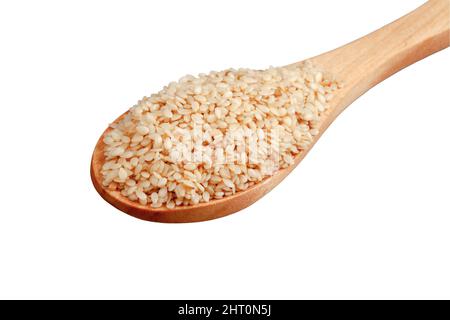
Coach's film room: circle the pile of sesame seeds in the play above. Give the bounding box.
[101,61,340,208]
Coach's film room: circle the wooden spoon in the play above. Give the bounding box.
[91,0,449,223]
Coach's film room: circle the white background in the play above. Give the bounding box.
[0,0,449,299]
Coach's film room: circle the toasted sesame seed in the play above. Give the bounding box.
[150,192,158,204]
[166,200,175,209]
[136,125,150,135]
[118,167,128,180]
[136,190,147,201]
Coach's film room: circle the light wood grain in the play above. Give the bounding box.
[91,0,449,223]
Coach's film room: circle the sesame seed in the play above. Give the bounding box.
[101,62,340,208]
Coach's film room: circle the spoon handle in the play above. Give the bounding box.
[311,0,449,111]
